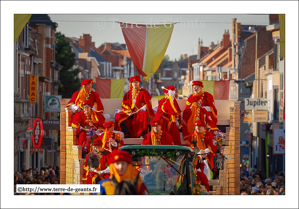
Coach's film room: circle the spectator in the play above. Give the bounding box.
[266,189,274,195]
[274,176,284,189]
[242,166,249,178]
[249,165,257,176]
[241,178,246,187]
[272,170,279,180]
[247,176,253,185]
[240,188,248,195]
[251,187,262,195]
[278,186,285,195]
[265,183,273,191]
[25,178,32,184]
[54,166,60,176]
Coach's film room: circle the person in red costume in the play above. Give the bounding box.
[83,139,110,184]
[195,149,210,192]
[71,100,104,152]
[182,80,218,140]
[95,121,124,171]
[96,150,150,195]
[115,76,155,138]
[186,120,217,178]
[67,79,105,129]
[154,86,182,145]
[141,120,174,145]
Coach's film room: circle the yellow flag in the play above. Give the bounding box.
[201,81,215,97]
[14,14,32,42]
[143,24,174,81]
[278,14,285,58]
[110,78,126,98]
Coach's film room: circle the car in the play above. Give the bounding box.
[119,145,199,195]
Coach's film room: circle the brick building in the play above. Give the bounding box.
[247,14,285,178]
[14,14,60,172]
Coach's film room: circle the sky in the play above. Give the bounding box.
[50,14,269,60]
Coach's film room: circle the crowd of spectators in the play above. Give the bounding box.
[14,165,64,195]
[239,165,285,195]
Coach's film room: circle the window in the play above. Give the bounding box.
[23,24,29,48]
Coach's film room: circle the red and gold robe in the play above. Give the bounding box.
[183,91,218,139]
[95,132,124,170]
[83,153,109,184]
[67,89,105,125]
[141,130,174,145]
[154,96,182,145]
[186,130,217,171]
[115,88,155,138]
[71,110,104,151]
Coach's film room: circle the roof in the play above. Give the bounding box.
[71,43,85,58]
[89,48,108,62]
[111,50,131,59]
[99,42,126,50]
[29,14,57,28]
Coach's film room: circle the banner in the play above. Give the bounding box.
[243,110,253,122]
[278,14,285,58]
[273,129,285,155]
[120,22,174,81]
[197,80,231,100]
[45,95,62,112]
[41,137,52,150]
[253,110,268,122]
[43,120,60,130]
[32,118,43,148]
[96,78,126,98]
[244,98,268,110]
[29,75,37,103]
[14,14,32,41]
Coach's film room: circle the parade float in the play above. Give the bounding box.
[59,98,241,195]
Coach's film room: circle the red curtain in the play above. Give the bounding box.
[214,80,230,100]
[96,78,111,98]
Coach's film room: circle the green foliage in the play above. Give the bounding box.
[161,55,174,68]
[178,54,184,61]
[55,31,81,98]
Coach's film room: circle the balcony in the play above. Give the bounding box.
[14,92,31,134]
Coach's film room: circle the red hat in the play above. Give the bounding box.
[81,79,93,86]
[104,121,114,129]
[192,81,204,87]
[163,86,176,93]
[129,76,141,83]
[194,120,206,127]
[150,119,162,127]
[93,138,102,146]
[82,100,93,107]
[108,150,132,165]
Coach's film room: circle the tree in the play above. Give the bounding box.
[161,55,174,68]
[55,32,80,98]
[178,54,184,61]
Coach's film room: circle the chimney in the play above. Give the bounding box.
[83,34,91,53]
[222,29,230,48]
[184,54,188,59]
[232,18,236,69]
[197,38,201,60]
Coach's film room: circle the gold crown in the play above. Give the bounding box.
[114,155,119,160]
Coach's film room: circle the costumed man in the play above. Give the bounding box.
[186,120,217,180]
[115,76,155,138]
[71,100,104,153]
[141,119,174,145]
[182,80,218,141]
[154,86,182,145]
[194,149,210,192]
[83,138,110,184]
[96,150,150,195]
[95,121,124,171]
[67,79,105,129]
